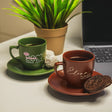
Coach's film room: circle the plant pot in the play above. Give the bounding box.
[34,25,68,55]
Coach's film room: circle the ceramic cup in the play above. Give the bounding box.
[9,37,46,70]
[54,50,95,88]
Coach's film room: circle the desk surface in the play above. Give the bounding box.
[0,23,112,112]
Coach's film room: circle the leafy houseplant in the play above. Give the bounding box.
[5,0,89,55]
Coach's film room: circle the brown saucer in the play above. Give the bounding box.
[48,70,103,96]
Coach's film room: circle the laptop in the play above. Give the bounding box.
[82,0,112,77]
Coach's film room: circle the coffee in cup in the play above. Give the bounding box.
[54,50,95,88]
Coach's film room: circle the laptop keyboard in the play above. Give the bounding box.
[89,47,112,63]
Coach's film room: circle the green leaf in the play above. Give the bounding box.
[65,0,83,20]
[27,0,42,24]
[66,0,75,11]
[9,4,25,14]
[62,0,74,20]
[33,0,43,17]
[53,9,65,28]
[44,0,50,5]
[8,13,23,19]
[44,9,48,28]
[57,0,62,12]
[50,0,54,5]
[20,0,29,8]
[49,0,54,11]
[45,2,53,16]
[15,0,32,16]
[62,0,69,9]
[40,0,45,9]
[26,17,42,28]
[19,0,31,11]
[44,2,54,28]
[14,0,23,8]
[70,0,81,13]
[54,0,58,18]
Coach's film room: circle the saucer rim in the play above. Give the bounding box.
[48,70,103,96]
[7,57,54,76]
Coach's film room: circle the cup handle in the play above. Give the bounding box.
[9,46,19,60]
[54,62,66,79]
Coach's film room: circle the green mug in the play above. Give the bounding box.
[9,37,46,70]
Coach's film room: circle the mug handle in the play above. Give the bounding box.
[9,46,19,60]
[54,62,66,79]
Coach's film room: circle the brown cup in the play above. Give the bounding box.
[54,50,95,88]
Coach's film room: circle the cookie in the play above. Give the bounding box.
[84,75,104,92]
[84,75,112,93]
[103,75,112,88]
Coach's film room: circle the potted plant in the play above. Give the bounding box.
[5,0,90,55]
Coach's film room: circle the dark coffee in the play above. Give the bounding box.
[70,56,89,61]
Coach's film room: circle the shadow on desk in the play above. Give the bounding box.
[46,85,109,103]
[5,70,51,81]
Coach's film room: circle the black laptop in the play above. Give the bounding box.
[82,0,112,77]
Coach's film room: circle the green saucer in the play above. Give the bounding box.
[7,57,54,76]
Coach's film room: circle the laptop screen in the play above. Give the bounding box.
[82,0,112,45]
